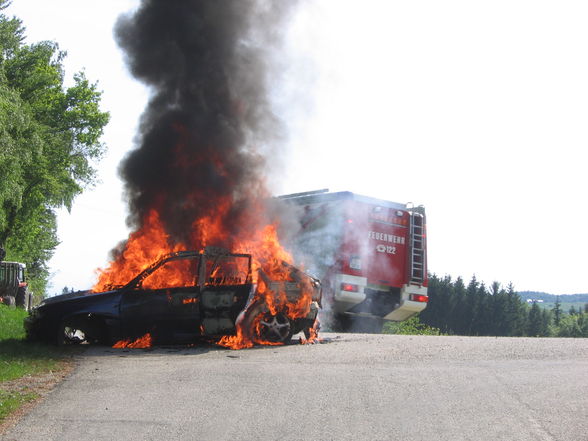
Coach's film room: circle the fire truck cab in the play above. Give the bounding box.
[279,190,428,331]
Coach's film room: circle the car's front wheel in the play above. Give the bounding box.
[239,299,294,345]
[256,312,292,344]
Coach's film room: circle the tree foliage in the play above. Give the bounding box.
[419,274,588,338]
[0,1,109,294]
[555,313,588,337]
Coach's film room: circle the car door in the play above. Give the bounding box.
[199,253,252,335]
[120,255,201,342]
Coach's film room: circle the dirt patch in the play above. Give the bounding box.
[0,359,76,435]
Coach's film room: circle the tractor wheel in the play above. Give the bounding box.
[15,287,28,309]
[3,296,16,308]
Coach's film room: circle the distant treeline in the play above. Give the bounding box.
[517,291,588,304]
[418,275,588,338]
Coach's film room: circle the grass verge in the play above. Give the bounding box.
[0,305,78,431]
[382,315,444,335]
[0,390,37,421]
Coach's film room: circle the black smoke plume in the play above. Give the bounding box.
[114,0,296,247]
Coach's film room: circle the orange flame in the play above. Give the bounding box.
[299,319,321,345]
[94,210,183,292]
[217,268,316,350]
[94,195,318,349]
[217,325,254,350]
[113,333,152,349]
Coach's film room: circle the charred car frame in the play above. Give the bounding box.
[25,249,321,346]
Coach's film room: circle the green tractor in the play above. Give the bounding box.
[0,247,34,310]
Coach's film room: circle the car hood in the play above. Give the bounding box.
[39,289,115,306]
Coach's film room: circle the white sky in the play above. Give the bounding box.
[7,0,588,295]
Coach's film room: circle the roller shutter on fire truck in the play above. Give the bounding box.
[279,190,428,329]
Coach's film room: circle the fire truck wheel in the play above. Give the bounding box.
[256,312,293,344]
[351,317,383,334]
[330,313,351,332]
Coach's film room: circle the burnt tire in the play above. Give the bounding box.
[256,312,293,344]
[240,300,293,345]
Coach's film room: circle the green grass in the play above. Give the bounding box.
[0,339,66,382]
[0,306,28,340]
[0,305,67,382]
[0,305,75,423]
[0,390,37,421]
[383,315,444,336]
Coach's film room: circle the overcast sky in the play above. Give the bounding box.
[7,0,588,295]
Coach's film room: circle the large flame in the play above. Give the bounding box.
[94,210,183,291]
[96,197,317,350]
[94,210,294,291]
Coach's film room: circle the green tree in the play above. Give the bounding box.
[463,276,482,334]
[540,308,551,337]
[420,274,456,334]
[556,313,588,338]
[527,302,543,336]
[0,1,109,294]
[502,283,526,336]
[552,296,562,326]
[450,276,468,334]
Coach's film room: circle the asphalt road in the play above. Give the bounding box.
[3,334,587,441]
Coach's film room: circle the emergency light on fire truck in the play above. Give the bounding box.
[279,189,428,333]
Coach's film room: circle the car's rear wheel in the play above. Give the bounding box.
[57,321,87,345]
[56,317,108,345]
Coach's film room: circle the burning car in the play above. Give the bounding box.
[25,248,321,348]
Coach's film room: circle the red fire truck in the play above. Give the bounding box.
[279,189,428,332]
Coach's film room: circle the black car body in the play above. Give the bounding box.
[25,249,321,346]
